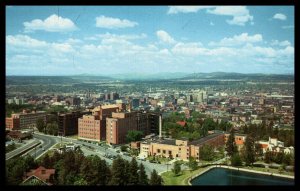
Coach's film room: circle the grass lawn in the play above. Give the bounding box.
[66,134,78,139]
[161,167,209,185]
[242,166,294,176]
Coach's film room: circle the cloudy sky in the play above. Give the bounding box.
[6,6,294,75]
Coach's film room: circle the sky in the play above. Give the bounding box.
[6,6,294,76]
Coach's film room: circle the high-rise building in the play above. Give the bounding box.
[106,112,138,145]
[78,105,120,142]
[58,111,90,136]
[146,112,160,135]
[110,92,119,100]
[78,115,102,142]
[131,98,140,109]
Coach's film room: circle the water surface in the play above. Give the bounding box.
[191,167,294,185]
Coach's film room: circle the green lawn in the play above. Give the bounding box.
[66,134,78,139]
[161,167,209,185]
[242,166,294,176]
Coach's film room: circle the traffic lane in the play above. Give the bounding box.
[6,139,41,160]
[41,135,169,174]
[30,134,58,159]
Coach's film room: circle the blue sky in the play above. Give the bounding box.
[6,6,294,75]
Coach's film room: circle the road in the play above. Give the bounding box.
[6,139,41,160]
[33,133,171,176]
[24,133,58,159]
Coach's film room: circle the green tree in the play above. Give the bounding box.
[126,130,143,143]
[36,117,45,133]
[109,156,126,185]
[149,169,163,185]
[40,153,51,168]
[187,157,198,171]
[128,158,139,185]
[121,145,128,152]
[264,150,272,163]
[231,153,242,167]
[199,144,215,161]
[172,161,181,176]
[226,129,237,157]
[283,153,292,166]
[138,163,148,185]
[244,135,255,166]
[73,176,88,185]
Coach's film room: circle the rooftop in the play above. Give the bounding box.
[189,132,224,146]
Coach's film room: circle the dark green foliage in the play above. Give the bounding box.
[46,123,58,136]
[121,145,128,152]
[226,129,237,157]
[128,158,139,185]
[243,134,255,165]
[231,153,242,167]
[5,103,35,117]
[187,157,198,171]
[36,117,46,133]
[149,169,163,185]
[109,156,127,185]
[199,144,215,161]
[126,130,143,143]
[172,161,181,176]
[6,155,37,185]
[138,163,148,185]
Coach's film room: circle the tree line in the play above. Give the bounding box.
[6,148,163,185]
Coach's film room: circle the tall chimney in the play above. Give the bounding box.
[159,114,162,139]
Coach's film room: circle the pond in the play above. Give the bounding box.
[191,167,294,185]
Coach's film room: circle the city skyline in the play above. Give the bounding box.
[6,6,294,75]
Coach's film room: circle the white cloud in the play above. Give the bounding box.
[270,40,291,47]
[156,30,176,44]
[282,25,294,29]
[23,14,77,32]
[210,22,215,26]
[168,6,253,26]
[207,6,253,26]
[273,13,287,20]
[172,42,207,56]
[6,35,48,48]
[209,33,262,46]
[95,15,138,29]
[167,6,214,14]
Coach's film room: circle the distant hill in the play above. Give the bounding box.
[179,72,294,81]
[110,72,188,80]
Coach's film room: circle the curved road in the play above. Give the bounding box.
[25,134,58,159]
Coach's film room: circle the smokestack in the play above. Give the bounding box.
[159,114,162,139]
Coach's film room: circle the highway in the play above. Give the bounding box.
[6,139,41,160]
[24,133,58,160]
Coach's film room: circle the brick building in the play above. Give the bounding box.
[58,111,90,136]
[78,105,120,142]
[140,132,225,161]
[5,116,20,130]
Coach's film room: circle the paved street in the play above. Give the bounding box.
[33,132,171,176]
[6,139,41,160]
[25,133,58,159]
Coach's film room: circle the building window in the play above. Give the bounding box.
[163,150,166,154]
[157,149,160,153]
[168,151,172,155]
